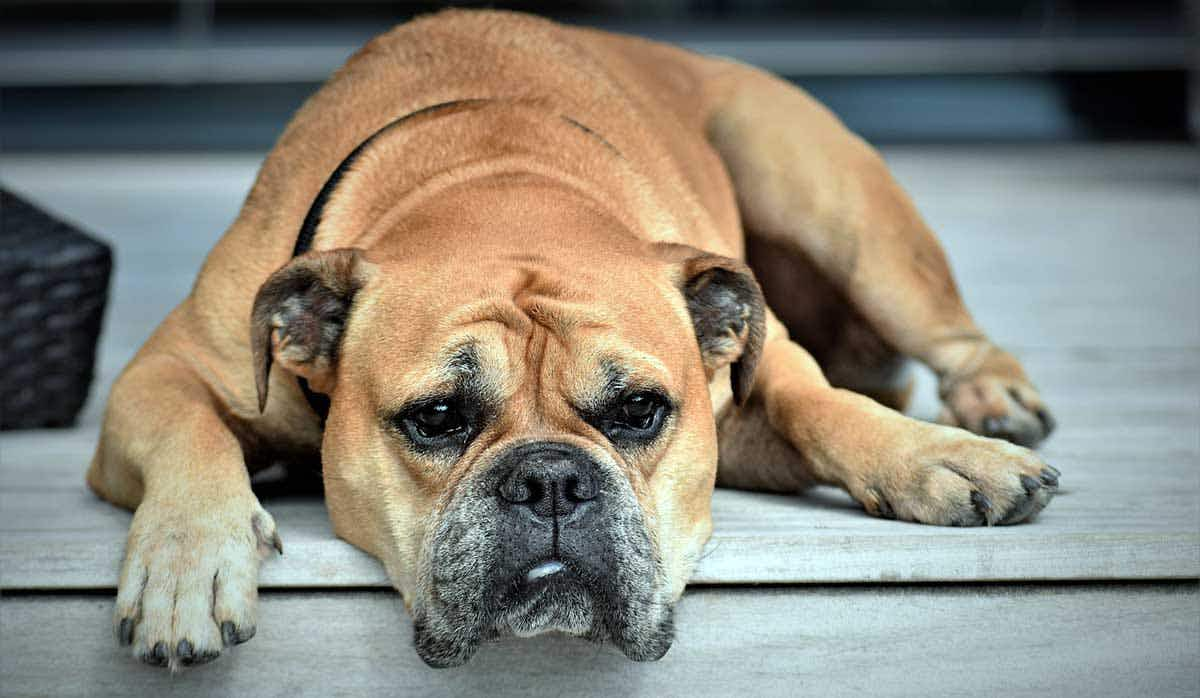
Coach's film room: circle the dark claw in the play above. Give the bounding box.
[983,415,1031,445]
[221,621,237,647]
[1020,475,1041,495]
[177,639,194,665]
[272,531,284,556]
[868,489,896,519]
[970,491,993,523]
[118,618,134,646]
[1000,479,1046,525]
[194,651,220,665]
[143,641,169,667]
[1039,467,1059,487]
[221,620,255,646]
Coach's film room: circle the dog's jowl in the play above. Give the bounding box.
[87,9,1058,670]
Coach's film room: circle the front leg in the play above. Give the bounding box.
[704,62,1055,447]
[88,353,280,669]
[753,337,1058,525]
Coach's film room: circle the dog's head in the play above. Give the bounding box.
[249,180,764,666]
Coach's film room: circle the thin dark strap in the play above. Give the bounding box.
[290,99,490,423]
[293,99,490,257]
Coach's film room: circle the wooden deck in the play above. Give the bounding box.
[2,145,1198,696]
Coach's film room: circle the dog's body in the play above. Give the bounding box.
[88,10,1058,669]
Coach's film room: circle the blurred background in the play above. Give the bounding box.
[1,0,1197,149]
[1,1,1197,430]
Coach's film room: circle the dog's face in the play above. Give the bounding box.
[250,181,763,666]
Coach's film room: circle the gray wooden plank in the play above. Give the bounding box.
[2,347,1197,589]
[2,469,1196,589]
[4,346,1195,481]
[2,584,1197,698]
[2,493,1195,590]
[5,347,1196,485]
[1,146,1196,378]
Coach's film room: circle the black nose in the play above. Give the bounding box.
[497,443,599,520]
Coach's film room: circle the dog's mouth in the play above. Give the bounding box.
[410,443,675,668]
[491,559,597,638]
[414,555,675,668]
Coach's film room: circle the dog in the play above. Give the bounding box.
[87,9,1059,670]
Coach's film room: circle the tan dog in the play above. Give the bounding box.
[87,9,1058,670]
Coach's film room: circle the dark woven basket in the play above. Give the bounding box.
[0,189,113,429]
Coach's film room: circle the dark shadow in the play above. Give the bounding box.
[250,460,325,500]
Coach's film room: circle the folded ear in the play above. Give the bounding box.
[655,243,766,406]
[250,248,371,413]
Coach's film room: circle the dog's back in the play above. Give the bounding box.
[214,9,741,287]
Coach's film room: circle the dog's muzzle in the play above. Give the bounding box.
[413,441,675,667]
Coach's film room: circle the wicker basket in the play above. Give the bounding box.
[0,189,113,429]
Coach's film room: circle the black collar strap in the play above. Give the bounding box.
[291,99,490,423]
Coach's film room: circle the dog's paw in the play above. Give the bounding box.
[857,425,1059,526]
[938,348,1055,448]
[114,495,281,670]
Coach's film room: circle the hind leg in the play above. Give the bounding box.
[748,235,914,414]
[702,62,1054,447]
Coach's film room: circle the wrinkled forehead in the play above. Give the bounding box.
[351,252,694,409]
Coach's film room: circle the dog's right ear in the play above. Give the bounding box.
[652,243,766,406]
[250,248,372,413]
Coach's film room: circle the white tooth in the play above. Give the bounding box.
[526,561,564,582]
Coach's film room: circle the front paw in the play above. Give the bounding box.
[114,495,281,670]
[857,425,1059,526]
[939,349,1055,448]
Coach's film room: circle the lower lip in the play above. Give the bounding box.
[525,560,565,583]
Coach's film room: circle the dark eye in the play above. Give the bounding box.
[398,399,470,448]
[598,391,669,444]
[412,402,465,436]
[617,393,662,430]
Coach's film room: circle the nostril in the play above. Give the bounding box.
[567,474,598,502]
[499,474,539,504]
[522,478,543,505]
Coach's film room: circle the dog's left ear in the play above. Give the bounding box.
[655,243,766,405]
[250,248,372,413]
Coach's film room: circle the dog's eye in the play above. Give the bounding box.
[599,391,669,444]
[399,400,470,445]
[616,393,662,430]
[413,402,464,436]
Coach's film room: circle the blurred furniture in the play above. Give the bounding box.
[0,190,111,430]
